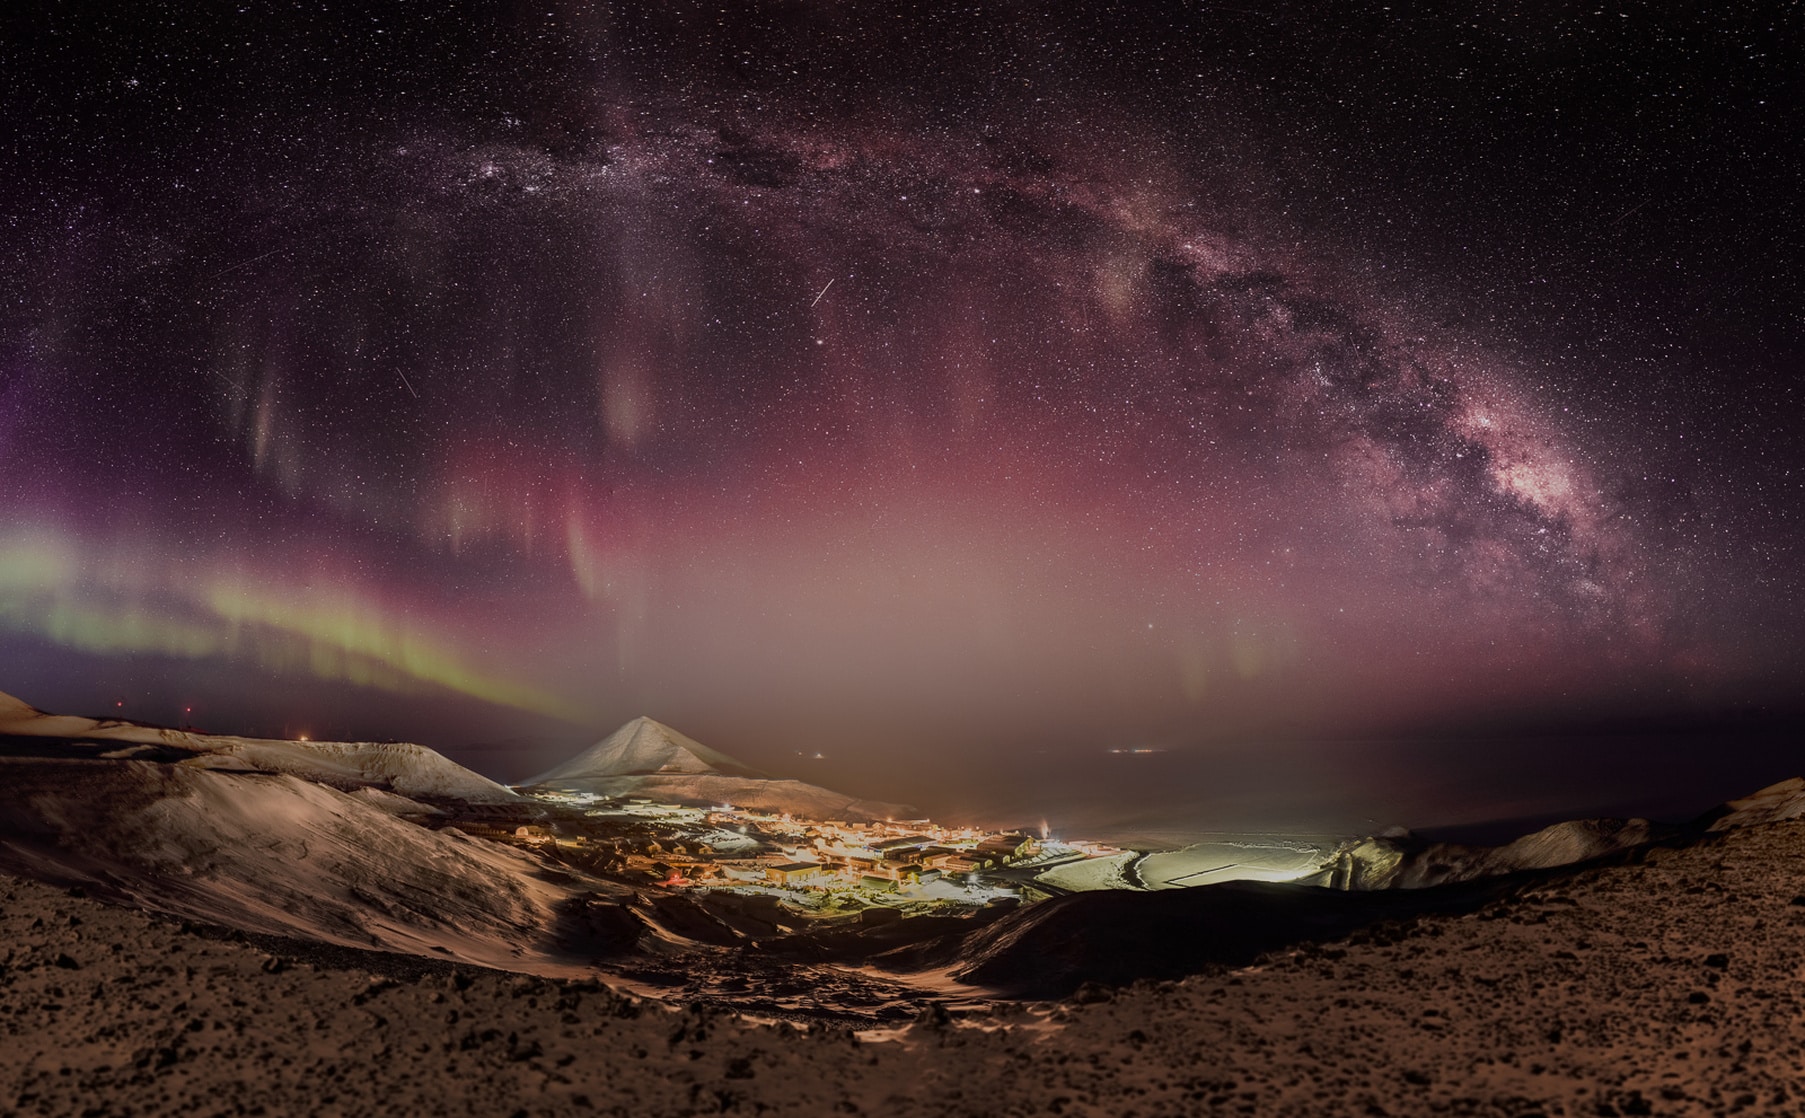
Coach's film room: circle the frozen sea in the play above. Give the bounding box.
[859,725,1804,850]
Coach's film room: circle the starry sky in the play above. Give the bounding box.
[2,2,1801,824]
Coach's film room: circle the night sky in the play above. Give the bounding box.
[2,2,1801,825]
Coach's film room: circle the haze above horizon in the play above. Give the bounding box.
[2,3,1800,818]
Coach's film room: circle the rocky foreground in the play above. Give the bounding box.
[6,816,1805,1116]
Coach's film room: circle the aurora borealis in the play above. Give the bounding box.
[2,3,1801,818]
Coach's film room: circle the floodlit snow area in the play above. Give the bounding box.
[1136,835,1334,889]
[1031,836,1334,893]
[688,825,764,855]
[585,800,712,823]
[1033,851,1141,892]
[897,877,1019,905]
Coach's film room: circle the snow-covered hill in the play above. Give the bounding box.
[1319,778,1805,891]
[0,689,200,748]
[1323,817,1668,890]
[181,736,518,802]
[1707,776,1805,830]
[0,758,600,968]
[0,689,516,803]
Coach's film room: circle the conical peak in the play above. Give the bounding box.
[615,719,721,775]
[528,715,766,785]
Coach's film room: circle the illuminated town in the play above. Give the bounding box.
[461,791,1135,919]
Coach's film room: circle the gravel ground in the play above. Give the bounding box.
[7,818,1805,1117]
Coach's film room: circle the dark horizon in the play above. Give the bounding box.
[7,666,1802,850]
[3,2,1801,831]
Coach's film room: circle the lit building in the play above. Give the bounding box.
[765,861,825,886]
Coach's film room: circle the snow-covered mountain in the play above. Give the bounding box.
[523,715,913,822]
[0,689,516,803]
[530,716,767,782]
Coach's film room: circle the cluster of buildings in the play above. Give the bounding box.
[470,794,1056,901]
[761,825,1041,891]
